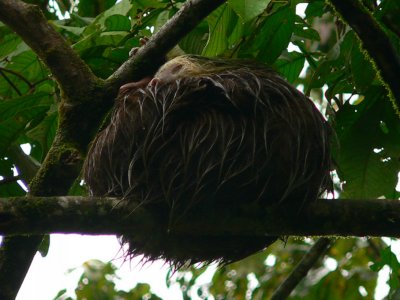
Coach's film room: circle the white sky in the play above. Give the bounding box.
[17,235,184,299]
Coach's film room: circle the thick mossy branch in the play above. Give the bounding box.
[0,0,98,104]
[171,198,400,238]
[27,140,83,195]
[329,0,400,114]
[1,197,400,238]
[0,196,155,235]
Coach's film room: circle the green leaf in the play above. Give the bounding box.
[381,246,400,272]
[82,0,133,35]
[202,4,237,56]
[77,0,118,17]
[350,45,376,93]
[136,0,167,9]
[254,6,295,64]
[371,246,400,289]
[0,107,49,155]
[53,24,85,37]
[179,21,209,55]
[102,47,130,63]
[70,13,93,26]
[1,55,48,100]
[334,87,400,198]
[74,30,128,54]
[375,0,400,36]
[227,18,244,49]
[52,289,68,300]
[0,92,50,119]
[0,51,48,98]
[293,26,320,41]
[0,32,23,61]
[0,93,51,155]
[274,51,305,83]
[104,15,131,31]
[96,31,128,46]
[8,51,46,82]
[305,0,326,18]
[100,0,134,19]
[27,111,58,160]
[304,31,357,95]
[72,32,100,52]
[325,78,354,101]
[38,234,50,257]
[86,56,119,78]
[228,0,271,22]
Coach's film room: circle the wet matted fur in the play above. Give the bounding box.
[83,56,332,266]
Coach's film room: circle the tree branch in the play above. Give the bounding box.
[271,238,332,300]
[1,197,400,238]
[0,0,98,103]
[329,0,400,113]
[105,0,226,91]
[173,198,400,238]
[0,196,152,235]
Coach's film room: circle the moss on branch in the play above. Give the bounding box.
[1,196,400,238]
[329,0,400,116]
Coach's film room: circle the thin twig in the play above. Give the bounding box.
[0,69,22,95]
[271,238,333,300]
[0,67,33,90]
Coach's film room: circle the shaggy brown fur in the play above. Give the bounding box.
[83,55,332,266]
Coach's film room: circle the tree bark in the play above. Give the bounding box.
[1,197,400,238]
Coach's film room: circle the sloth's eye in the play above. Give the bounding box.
[171,64,183,73]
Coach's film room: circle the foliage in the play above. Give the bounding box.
[1,0,400,299]
[53,259,162,300]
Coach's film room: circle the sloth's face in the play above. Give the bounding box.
[153,56,209,85]
[154,60,185,83]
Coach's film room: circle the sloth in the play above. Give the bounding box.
[83,54,332,266]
